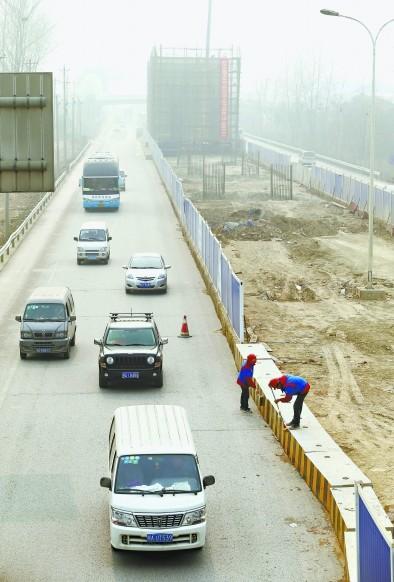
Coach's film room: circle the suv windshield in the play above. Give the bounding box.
[79,229,106,241]
[115,454,201,494]
[24,303,66,321]
[106,327,156,346]
[130,256,163,269]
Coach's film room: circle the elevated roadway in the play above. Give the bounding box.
[0,129,342,581]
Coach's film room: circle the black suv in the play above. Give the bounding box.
[94,312,168,388]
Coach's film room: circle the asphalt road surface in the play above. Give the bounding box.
[0,124,343,582]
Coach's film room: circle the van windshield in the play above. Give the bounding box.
[79,229,106,241]
[24,303,66,321]
[115,454,201,494]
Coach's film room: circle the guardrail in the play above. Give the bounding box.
[242,132,381,177]
[0,142,91,266]
[145,132,244,342]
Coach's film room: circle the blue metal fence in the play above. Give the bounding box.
[242,136,394,233]
[356,484,394,582]
[145,133,244,341]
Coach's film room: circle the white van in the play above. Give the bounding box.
[100,405,215,551]
[73,221,111,264]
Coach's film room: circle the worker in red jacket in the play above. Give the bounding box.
[236,354,257,413]
[268,375,310,429]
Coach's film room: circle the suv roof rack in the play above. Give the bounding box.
[109,312,153,322]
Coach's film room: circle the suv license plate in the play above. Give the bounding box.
[147,533,173,544]
[122,371,139,379]
[37,347,51,353]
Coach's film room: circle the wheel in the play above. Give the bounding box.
[63,345,70,359]
[99,371,108,388]
[103,258,109,265]
[20,350,27,360]
[70,331,76,347]
[125,288,131,294]
[153,371,163,388]
[77,259,82,265]
[111,544,120,552]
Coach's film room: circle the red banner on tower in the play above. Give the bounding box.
[220,58,229,141]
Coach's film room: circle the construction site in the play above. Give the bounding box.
[169,154,394,520]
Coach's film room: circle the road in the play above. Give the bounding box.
[0,125,342,582]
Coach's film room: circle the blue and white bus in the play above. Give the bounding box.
[81,154,120,210]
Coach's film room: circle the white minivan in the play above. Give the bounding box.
[100,405,215,551]
[74,221,111,265]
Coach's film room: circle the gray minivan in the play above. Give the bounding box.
[16,287,76,359]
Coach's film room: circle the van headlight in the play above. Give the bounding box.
[77,247,85,253]
[111,508,137,527]
[21,331,33,339]
[54,331,67,339]
[106,356,114,365]
[100,247,108,254]
[182,507,206,525]
[147,356,155,365]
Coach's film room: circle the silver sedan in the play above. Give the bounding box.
[123,253,171,293]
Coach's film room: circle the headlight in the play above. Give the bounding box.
[157,273,166,280]
[77,246,85,252]
[182,507,206,526]
[21,331,33,339]
[106,356,114,365]
[54,331,67,339]
[126,274,134,280]
[100,247,108,253]
[147,356,155,365]
[111,507,137,527]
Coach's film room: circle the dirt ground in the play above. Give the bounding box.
[172,158,394,519]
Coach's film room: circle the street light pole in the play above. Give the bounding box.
[320,9,394,287]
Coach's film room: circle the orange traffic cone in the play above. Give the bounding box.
[178,315,192,338]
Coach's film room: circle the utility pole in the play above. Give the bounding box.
[206,0,212,58]
[63,66,68,168]
[71,93,75,160]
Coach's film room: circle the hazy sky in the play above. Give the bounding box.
[41,0,394,99]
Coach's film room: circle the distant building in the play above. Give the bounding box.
[147,47,241,155]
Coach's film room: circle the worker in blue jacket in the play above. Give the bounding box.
[237,354,257,413]
[269,375,310,429]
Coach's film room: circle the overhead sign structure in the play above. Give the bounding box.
[0,72,54,193]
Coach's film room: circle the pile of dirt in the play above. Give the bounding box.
[177,158,394,513]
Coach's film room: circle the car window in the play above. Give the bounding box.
[129,256,163,269]
[79,229,106,241]
[115,454,201,493]
[24,303,66,321]
[105,327,156,346]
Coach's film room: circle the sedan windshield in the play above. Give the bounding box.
[79,229,106,241]
[105,327,156,346]
[130,256,163,269]
[115,454,201,494]
[24,303,66,321]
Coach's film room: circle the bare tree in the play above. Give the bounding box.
[0,0,52,71]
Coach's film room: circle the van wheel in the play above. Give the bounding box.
[111,544,120,552]
[77,259,82,265]
[63,346,70,359]
[70,332,76,347]
[20,350,27,360]
[99,371,108,388]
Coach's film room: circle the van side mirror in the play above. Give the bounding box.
[15,315,21,322]
[100,477,112,490]
[203,475,215,488]
[94,338,102,346]
[69,315,76,322]
[73,236,78,242]
[122,265,128,270]
[108,236,112,241]
[161,337,168,345]
[165,265,171,270]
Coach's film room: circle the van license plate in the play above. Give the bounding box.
[147,533,173,543]
[122,371,139,379]
[37,347,51,353]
